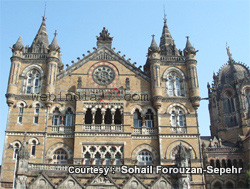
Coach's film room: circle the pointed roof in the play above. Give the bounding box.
[148,35,160,53]
[49,30,60,51]
[29,16,49,53]
[159,16,179,56]
[184,36,197,56]
[12,36,24,51]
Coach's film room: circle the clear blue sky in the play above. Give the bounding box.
[0,0,249,164]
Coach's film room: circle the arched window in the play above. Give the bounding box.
[210,159,215,167]
[227,159,232,168]
[213,181,222,189]
[84,152,91,165]
[165,72,184,97]
[168,77,174,96]
[94,108,102,124]
[105,109,112,124]
[52,149,68,164]
[52,108,61,126]
[216,159,220,168]
[179,111,184,127]
[114,109,122,124]
[85,108,92,124]
[18,103,24,124]
[25,69,41,94]
[222,159,226,168]
[95,152,101,165]
[145,109,154,128]
[65,108,73,126]
[133,109,142,128]
[105,153,111,165]
[171,111,177,126]
[226,181,234,189]
[175,77,181,96]
[233,159,238,168]
[13,143,20,159]
[137,150,153,165]
[115,153,122,165]
[31,140,36,156]
[171,107,186,127]
[34,104,40,124]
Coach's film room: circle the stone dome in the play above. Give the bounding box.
[218,63,249,83]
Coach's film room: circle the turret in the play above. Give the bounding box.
[184,36,200,109]
[45,31,61,103]
[6,36,24,106]
[148,35,162,109]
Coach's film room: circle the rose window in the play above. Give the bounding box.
[92,65,115,85]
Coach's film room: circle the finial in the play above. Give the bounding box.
[54,30,58,37]
[43,2,47,21]
[186,36,189,39]
[163,5,167,23]
[152,34,155,39]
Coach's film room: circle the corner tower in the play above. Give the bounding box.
[208,45,250,143]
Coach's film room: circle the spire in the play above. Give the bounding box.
[148,35,160,53]
[49,30,60,52]
[96,27,113,49]
[184,36,197,56]
[29,16,49,53]
[159,15,179,56]
[12,36,24,51]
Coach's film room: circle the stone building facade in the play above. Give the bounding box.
[201,46,249,188]
[0,14,248,189]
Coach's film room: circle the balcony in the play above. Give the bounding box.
[83,124,124,133]
[49,126,74,134]
[133,127,157,135]
[171,126,187,134]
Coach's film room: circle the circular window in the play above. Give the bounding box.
[92,65,115,85]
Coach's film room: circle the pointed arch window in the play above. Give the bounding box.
[137,150,153,165]
[52,108,61,126]
[175,77,181,96]
[65,108,73,126]
[133,109,142,128]
[115,153,122,165]
[145,109,154,128]
[52,149,68,164]
[170,107,186,127]
[165,72,184,97]
[105,153,111,165]
[18,103,24,124]
[13,143,20,159]
[95,152,101,165]
[84,152,91,165]
[25,69,41,94]
[31,140,36,156]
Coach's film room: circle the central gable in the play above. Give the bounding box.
[57,47,149,82]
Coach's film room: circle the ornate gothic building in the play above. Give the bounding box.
[0,14,248,189]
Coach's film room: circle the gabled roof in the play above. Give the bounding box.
[57,175,83,189]
[29,172,55,189]
[57,46,150,82]
[122,175,147,189]
[87,174,119,188]
[150,175,173,189]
